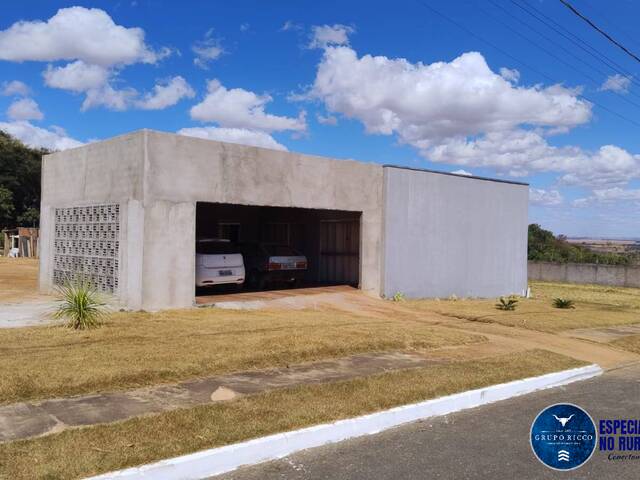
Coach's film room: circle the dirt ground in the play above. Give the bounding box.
[0,257,42,302]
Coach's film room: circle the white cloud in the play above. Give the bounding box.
[426,130,640,187]
[7,98,44,121]
[316,113,338,125]
[529,188,563,206]
[310,48,591,145]
[135,76,195,110]
[281,21,303,32]
[43,60,110,92]
[177,126,287,151]
[81,84,137,111]
[190,79,306,133]
[574,187,640,206]
[303,46,640,188]
[43,62,192,112]
[0,6,164,66]
[240,23,250,32]
[309,24,354,49]
[192,30,224,69]
[499,67,520,83]
[1,80,30,96]
[451,169,472,176]
[0,7,177,112]
[600,74,632,94]
[0,120,82,150]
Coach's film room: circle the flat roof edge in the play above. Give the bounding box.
[383,164,529,186]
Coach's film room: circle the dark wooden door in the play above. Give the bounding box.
[319,220,360,285]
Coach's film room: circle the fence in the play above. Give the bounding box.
[528,261,640,288]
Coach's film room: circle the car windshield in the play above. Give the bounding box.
[196,241,237,255]
[263,244,300,256]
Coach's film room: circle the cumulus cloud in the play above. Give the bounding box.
[7,98,44,121]
[316,113,338,125]
[43,60,110,92]
[192,30,224,69]
[600,74,632,94]
[573,187,640,206]
[82,84,137,111]
[177,126,287,151]
[0,7,178,112]
[309,24,354,49]
[0,6,165,66]
[499,67,520,83]
[529,188,563,206]
[0,120,82,150]
[135,76,195,110]
[451,169,472,176]
[301,45,640,189]
[310,48,591,145]
[1,80,30,96]
[190,79,306,132]
[426,130,640,187]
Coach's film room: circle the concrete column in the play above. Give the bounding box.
[141,200,196,310]
[38,205,54,293]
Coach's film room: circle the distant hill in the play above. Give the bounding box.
[528,224,638,265]
[0,130,46,233]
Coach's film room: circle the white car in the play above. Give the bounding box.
[195,239,245,288]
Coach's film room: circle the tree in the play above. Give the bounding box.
[528,224,631,265]
[0,186,14,227]
[0,130,46,230]
[17,207,39,227]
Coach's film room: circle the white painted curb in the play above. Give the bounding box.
[87,364,602,480]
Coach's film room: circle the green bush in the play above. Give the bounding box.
[553,298,575,309]
[54,280,106,330]
[392,292,405,302]
[496,296,518,311]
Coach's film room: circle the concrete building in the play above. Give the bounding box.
[39,129,528,310]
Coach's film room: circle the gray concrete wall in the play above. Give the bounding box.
[528,261,640,288]
[39,132,146,308]
[382,167,528,299]
[143,130,384,309]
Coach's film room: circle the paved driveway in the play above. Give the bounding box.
[216,364,640,480]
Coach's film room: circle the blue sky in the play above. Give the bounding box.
[0,1,638,238]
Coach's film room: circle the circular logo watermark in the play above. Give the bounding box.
[530,403,597,471]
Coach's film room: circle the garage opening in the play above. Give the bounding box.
[195,202,361,298]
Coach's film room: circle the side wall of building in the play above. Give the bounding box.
[39,132,146,309]
[141,131,385,310]
[382,167,528,299]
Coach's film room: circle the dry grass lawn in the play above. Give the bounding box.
[0,349,584,480]
[610,335,640,355]
[0,257,40,302]
[407,281,640,333]
[0,307,482,405]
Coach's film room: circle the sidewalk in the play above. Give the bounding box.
[0,351,430,442]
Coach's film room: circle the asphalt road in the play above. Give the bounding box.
[215,363,640,480]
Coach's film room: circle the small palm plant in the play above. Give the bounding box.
[496,296,518,311]
[54,279,106,329]
[393,292,406,302]
[553,298,575,309]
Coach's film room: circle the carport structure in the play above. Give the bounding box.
[39,129,528,311]
[196,203,361,288]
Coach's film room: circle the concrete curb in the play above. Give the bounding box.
[87,364,602,480]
